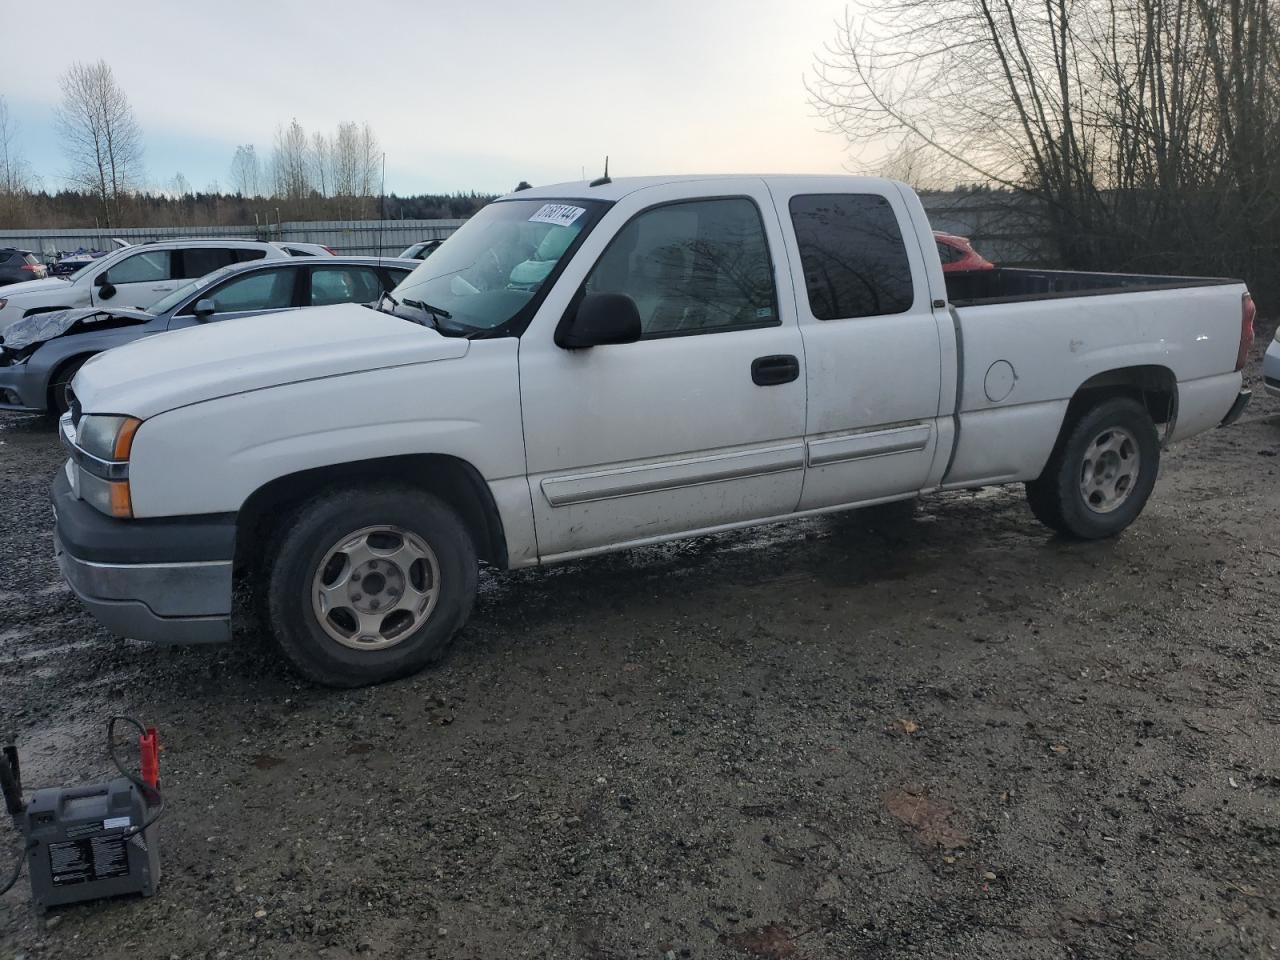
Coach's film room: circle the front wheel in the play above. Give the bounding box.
[1025,397,1160,539]
[47,355,91,419]
[266,486,478,687]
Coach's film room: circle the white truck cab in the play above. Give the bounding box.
[52,175,1254,687]
[0,239,291,333]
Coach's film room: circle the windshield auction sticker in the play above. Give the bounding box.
[528,204,586,227]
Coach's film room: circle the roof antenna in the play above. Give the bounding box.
[377,152,387,267]
[589,156,611,188]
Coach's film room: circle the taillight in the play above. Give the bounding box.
[322,246,336,255]
[1237,292,1256,371]
[20,264,39,272]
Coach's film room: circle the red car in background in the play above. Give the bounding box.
[934,231,994,272]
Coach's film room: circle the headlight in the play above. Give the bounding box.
[68,414,141,518]
[77,415,141,463]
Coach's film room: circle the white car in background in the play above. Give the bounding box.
[279,242,337,257]
[0,239,292,333]
[398,239,444,260]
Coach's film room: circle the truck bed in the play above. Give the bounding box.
[945,266,1238,307]
[940,269,1248,491]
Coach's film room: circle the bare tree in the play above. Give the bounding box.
[0,96,34,197]
[328,121,382,216]
[331,121,362,216]
[809,1,1280,301]
[310,132,331,199]
[55,59,143,227]
[271,119,311,202]
[358,122,382,201]
[166,171,191,198]
[875,133,952,190]
[230,144,261,197]
[0,96,35,226]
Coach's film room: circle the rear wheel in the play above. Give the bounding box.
[1024,397,1160,539]
[266,486,478,687]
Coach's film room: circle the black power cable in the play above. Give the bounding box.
[0,840,33,897]
[0,736,24,898]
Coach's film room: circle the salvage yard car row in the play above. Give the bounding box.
[0,256,417,415]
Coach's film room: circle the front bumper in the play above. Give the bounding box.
[1264,339,1280,398]
[52,470,235,644]
[0,362,46,413]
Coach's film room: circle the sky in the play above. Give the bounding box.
[1,0,855,196]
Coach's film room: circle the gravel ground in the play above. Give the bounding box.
[1,339,1278,960]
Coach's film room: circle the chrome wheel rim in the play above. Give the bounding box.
[1079,426,1141,514]
[311,525,440,651]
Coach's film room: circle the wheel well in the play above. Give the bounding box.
[46,353,96,411]
[1067,365,1177,433]
[234,454,509,573]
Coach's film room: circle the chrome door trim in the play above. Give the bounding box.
[541,442,805,507]
[806,423,932,468]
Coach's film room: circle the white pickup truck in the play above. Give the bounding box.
[52,175,1254,687]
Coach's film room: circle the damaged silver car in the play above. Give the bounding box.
[0,256,416,416]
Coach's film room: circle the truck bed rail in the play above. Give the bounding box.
[947,267,1239,307]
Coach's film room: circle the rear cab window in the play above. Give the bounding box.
[788,194,914,320]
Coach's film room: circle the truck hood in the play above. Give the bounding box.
[0,307,152,354]
[72,303,470,419]
[0,276,71,299]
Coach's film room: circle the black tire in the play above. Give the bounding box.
[1024,396,1160,539]
[47,355,91,419]
[265,485,478,687]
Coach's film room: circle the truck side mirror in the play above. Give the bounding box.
[193,298,216,320]
[558,292,642,348]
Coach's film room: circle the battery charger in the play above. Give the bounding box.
[1,717,163,913]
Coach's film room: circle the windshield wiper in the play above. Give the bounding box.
[370,290,432,326]
[371,291,470,335]
[402,298,452,322]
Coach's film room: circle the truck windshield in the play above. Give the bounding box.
[389,198,606,335]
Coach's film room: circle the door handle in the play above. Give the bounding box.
[751,354,800,386]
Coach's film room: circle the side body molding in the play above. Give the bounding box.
[540,443,806,507]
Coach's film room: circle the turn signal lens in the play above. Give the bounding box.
[109,481,133,518]
[114,417,141,460]
[79,470,133,518]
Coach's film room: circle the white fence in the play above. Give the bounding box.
[0,219,467,260]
